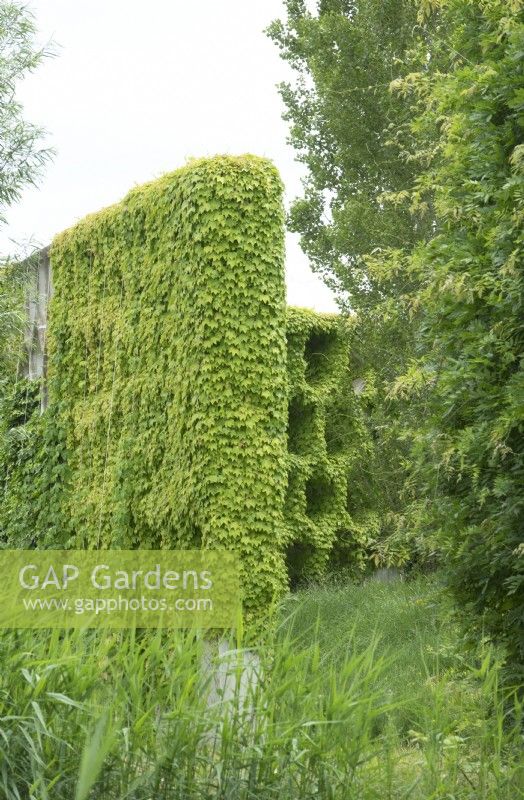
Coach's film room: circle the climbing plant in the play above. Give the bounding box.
[34,155,288,628]
[1,155,372,626]
[284,308,373,584]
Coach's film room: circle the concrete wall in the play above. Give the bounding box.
[23,247,52,410]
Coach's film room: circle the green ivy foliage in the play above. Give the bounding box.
[0,156,372,624]
[284,308,369,584]
[0,379,40,546]
[1,307,372,595]
[42,155,289,627]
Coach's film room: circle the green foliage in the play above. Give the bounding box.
[0,264,394,596]
[0,384,69,549]
[0,256,33,381]
[271,0,524,677]
[284,308,358,583]
[0,378,40,547]
[0,578,521,798]
[345,314,429,569]
[268,0,431,569]
[285,307,404,579]
[267,0,429,307]
[1,155,383,621]
[374,0,524,676]
[0,1,53,224]
[0,0,54,539]
[23,155,289,628]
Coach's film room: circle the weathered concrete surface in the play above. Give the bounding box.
[24,247,51,409]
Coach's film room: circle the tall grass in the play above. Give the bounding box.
[0,577,521,799]
[281,576,478,734]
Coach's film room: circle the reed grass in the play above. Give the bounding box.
[0,576,521,799]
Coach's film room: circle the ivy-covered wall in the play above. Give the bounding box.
[284,308,368,585]
[0,156,366,624]
[48,155,288,626]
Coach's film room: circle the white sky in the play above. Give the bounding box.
[1,0,337,312]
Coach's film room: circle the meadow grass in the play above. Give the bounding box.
[0,575,521,799]
[281,575,475,735]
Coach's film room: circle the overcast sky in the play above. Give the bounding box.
[2,0,337,312]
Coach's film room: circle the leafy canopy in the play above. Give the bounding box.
[267,0,430,308]
[268,0,430,565]
[0,1,53,385]
[382,0,524,675]
[0,1,53,225]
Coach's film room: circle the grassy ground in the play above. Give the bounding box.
[282,575,524,795]
[282,576,480,735]
[0,575,522,799]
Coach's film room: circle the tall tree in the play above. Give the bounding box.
[271,0,524,680]
[268,0,433,567]
[382,0,524,676]
[0,1,53,376]
[0,1,52,224]
[267,0,430,309]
